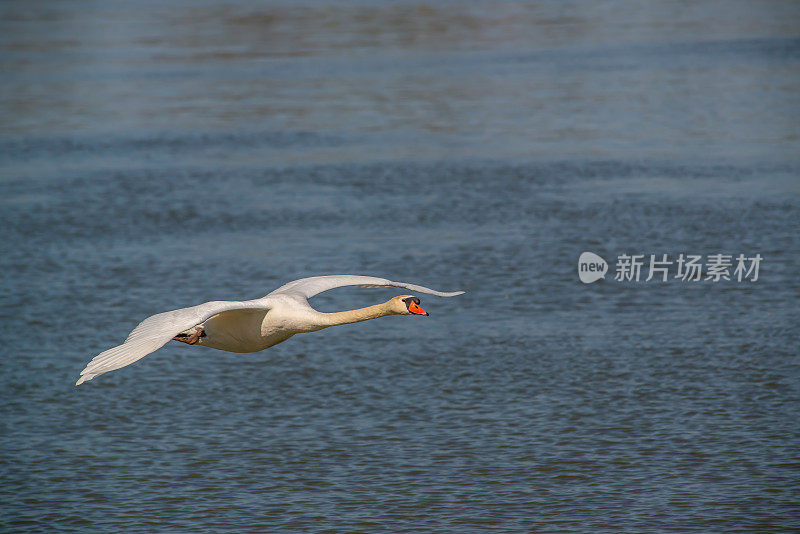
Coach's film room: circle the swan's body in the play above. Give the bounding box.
[76,275,464,385]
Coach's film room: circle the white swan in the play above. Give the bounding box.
[76,275,464,385]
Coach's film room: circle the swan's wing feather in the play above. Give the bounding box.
[76,298,272,385]
[269,275,465,299]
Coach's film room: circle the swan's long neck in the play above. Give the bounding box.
[315,300,399,328]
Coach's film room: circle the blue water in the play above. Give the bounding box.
[1,1,799,532]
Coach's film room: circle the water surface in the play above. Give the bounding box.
[1,1,799,532]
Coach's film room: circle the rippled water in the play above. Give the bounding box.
[2,1,799,532]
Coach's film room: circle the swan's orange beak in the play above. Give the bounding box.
[408,301,428,316]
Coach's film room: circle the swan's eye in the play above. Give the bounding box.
[401,296,420,308]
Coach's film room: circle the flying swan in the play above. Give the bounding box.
[76,275,464,385]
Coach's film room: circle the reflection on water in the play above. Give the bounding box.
[1,1,799,533]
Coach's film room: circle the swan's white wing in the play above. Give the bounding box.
[76,298,273,385]
[269,275,465,299]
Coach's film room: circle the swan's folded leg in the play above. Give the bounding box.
[172,325,206,345]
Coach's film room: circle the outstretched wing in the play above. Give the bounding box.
[76,298,273,385]
[269,275,465,300]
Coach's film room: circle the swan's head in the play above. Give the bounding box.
[394,295,428,316]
